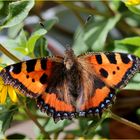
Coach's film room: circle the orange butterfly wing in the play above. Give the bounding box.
[76,52,139,117]
[37,93,76,122]
[1,56,77,122]
[37,81,116,121]
[0,57,63,98]
[80,86,116,117]
[79,52,139,89]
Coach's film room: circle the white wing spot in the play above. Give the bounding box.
[9,66,14,72]
[128,54,133,61]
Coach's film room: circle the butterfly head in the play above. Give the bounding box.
[64,48,76,70]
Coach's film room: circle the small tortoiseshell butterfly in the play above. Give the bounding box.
[0,48,140,122]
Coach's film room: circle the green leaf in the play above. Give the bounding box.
[0,1,10,20]
[0,30,28,61]
[73,14,121,55]
[45,119,70,133]
[110,0,121,10]
[0,42,23,64]
[0,63,6,68]
[126,5,140,15]
[0,1,3,10]
[37,133,48,140]
[34,37,48,57]
[16,29,27,47]
[79,118,89,131]
[105,40,139,55]
[87,14,121,51]
[134,48,140,57]
[0,125,5,140]
[125,82,140,90]
[124,73,140,90]
[136,108,140,115]
[40,17,59,31]
[0,28,47,61]
[0,0,35,30]
[0,105,17,132]
[116,37,140,47]
[8,22,24,38]
[14,29,28,55]
[72,28,88,55]
[26,28,47,54]
[114,37,140,57]
[64,130,84,137]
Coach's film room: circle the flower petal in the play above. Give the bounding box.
[8,86,18,103]
[0,84,4,91]
[0,77,4,85]
[0,86,7,104]
[125,0,140,5]
[0,67,3,71]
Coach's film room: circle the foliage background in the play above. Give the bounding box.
[0,0,140,139]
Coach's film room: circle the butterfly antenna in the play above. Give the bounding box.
[85,15,94,24]
[40,22,45,28]
[39,22,48,32]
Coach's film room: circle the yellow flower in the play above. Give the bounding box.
[0,76,18,104]
[124,0,140,5]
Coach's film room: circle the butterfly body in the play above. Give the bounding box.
[0,49,140,122]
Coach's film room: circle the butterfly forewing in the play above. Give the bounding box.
[79,52,140,89]
[0,57,64,98]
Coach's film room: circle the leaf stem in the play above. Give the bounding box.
[0,44,21,62]
[110,111,140,131]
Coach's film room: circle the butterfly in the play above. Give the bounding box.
[0,48,140,122]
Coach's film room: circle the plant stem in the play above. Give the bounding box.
[24,107,50,139]
[84,117,104,135]
[0,44,21,62]
[17,95,50,139]
[55,1,110,17]
[118,20,140,35]
[102,0,116,16]
[110,111,140,131]
[54,130,61,140]
[72,10,85,26]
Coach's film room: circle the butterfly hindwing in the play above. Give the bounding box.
[0,57,63,98]
[76,77,116,118]
[37,85,116,121]
[37,68,116,122]
[79,52,140,89]
[80,86,116,117]
[37,92,76,122]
